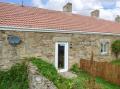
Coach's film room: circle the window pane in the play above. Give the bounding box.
[101,43,104,53]
[104,43,107,52]
[58,44,65,69]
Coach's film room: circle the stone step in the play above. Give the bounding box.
[59,71,77,79]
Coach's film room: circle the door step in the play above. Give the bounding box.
[59,71,77,79]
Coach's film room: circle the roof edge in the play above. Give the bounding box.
[0,26,120,36]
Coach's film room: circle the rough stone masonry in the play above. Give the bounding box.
[0,30,120,70]
[28,62,57,89]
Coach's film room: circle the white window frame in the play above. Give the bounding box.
[100,39,109,55]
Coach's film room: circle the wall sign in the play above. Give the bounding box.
[80,41,96,46]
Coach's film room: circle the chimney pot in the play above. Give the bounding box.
[63,2,72,12]
[115,15,120,23]
[91,10,99,18]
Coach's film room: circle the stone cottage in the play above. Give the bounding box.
[0,2,120,72]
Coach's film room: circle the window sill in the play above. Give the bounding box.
[100,52,108,56]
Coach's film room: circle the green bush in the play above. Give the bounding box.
[0,63,28,89]
[70,64,80,74]
[112,40,120,59]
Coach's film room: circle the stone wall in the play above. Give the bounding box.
[28,62,57,89]
[0,30,120,69]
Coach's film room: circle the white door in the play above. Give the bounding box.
[55,42,68,72]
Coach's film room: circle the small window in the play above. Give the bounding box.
[100,42,108,55]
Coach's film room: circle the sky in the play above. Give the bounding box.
[0,0,120,21]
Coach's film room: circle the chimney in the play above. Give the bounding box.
[63,2,72,12]
[115,15,120,23]
[91,10,99,18]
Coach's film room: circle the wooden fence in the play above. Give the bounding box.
[80,59,120,86]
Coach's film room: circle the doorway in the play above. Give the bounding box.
[55,42,68,72]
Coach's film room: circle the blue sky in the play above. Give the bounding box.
[0,0,48,6]
[41,0,48,4]
[0,0,120,21]
[0,0,33,6]
[101,0,116,9]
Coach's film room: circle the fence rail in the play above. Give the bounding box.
[80,59,120,86]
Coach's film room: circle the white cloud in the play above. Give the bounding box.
[45,0,67,11]
[32,0,44,8]
[32,0,120,21]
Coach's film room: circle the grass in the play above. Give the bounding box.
[71,64,120,89]
[96,77,120,89]
[0,63,29,89]
[111,59,120,66]
[0,58,119,89]
[31,57,72,89]
[31,57,120,89]
[70,64,99,89]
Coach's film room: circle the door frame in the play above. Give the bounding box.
[55,42,68,72]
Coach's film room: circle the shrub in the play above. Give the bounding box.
[70,64,80,74]
[111,40,120,59]
[0,63,28,89]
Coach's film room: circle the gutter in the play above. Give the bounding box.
[0,26,120,36]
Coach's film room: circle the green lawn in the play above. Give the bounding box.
[71,64,120,89]
[78,72,120,89]
[31,57,120,89]
[111,59,120,66]
[0,63,29,89]
[96,77,120,89]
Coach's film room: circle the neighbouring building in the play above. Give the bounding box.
[0,2,120,72]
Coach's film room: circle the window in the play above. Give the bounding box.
[100,42,107,54]
[100,39,109,55]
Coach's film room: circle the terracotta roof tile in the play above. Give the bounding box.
[0,2,120,34]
